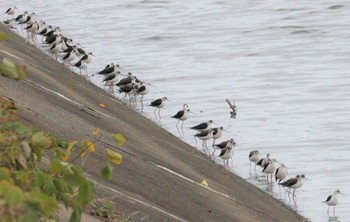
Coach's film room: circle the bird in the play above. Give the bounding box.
[15,11,28,23]
[135,82,151,110]
[218,140,236,172]
[256,153,270,169]
[323,189,344,215]
[211,126,224,147]
[5,6,17,19]
[74,59,88,75]
[102,73,118,94]
[149,97,168,119]
[279,174,309,198]
[262,158,277,182]
[194,129,213,154]
[190,120,213,132]
[248,150,260,171]
[171,106,191,138]
[213,138,235,156]
[62,48,78,66]
[275,163,288,183]
[97,63,120,75]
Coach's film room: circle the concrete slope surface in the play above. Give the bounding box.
[0,24,306,222]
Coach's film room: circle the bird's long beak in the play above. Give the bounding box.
[223,129,230,133]
[305,177,311,181]
[340,192,346,196]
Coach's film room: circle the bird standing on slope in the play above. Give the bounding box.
[5,6,17,19]
[249,150,260,171]
[149,97,168,119]
[190,120,213,132]
[323,189,344,215]
[275,163,288,183]
[262,158,277,182]
[279,174,309,199]
[172,105,191,139]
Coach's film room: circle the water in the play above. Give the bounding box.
[3,0,350,221]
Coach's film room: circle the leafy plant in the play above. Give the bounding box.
[0,60,126,221]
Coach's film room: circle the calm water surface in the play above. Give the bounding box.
[3,0,350,221]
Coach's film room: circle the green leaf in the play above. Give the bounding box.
[0,181,24,207]
[69,203,81,222]
[49,159,65,174]
[63,165,85,187]
[25,191,57,218]
[0,58,18,79]
[53,178,67,193]
[107,149,122,165]
[0,32,8,41]
[31,131,52,149]
[100,161,113,180]
[77,180,95,207]
[34,171,56,195]
[112,133,126,147]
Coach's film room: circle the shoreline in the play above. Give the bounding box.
[0,24,307,221]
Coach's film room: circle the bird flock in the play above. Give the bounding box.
[3,5,345,217]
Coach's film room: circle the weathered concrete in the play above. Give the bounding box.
[0,24,306,222]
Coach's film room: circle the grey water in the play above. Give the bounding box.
[3,0,350,221]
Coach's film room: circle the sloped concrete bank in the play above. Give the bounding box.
[0,24,306,222]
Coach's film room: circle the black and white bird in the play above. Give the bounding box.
[74,59,88,75]
[5,6,17,19]
[172,106,191,139]
[194,129,213,155]
[15,11,28,23]
[102,73,118,94]
[213,138,235,156]
[256,153,270,169]
[262,158,277,182]
[249,150,260,171]
[279,174,309,198]
[211,126,225,147]
[323,189,344,215]
[136,82,151,110]
[97,63,120,75]
[218,140,236,172]
[190,120,213,132]
[149,97,168,119]
[62,48,78,66]
[275,163,288,183]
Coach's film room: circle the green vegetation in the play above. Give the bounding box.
[0,33,126,221]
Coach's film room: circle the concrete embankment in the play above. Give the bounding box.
[0,24,306,222]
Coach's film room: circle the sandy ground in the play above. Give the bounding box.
[0,24,306,222]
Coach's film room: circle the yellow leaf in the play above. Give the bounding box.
[92,128,100,136]
[86,140,95,153]
[63,141,77,161]
[107,149,122,165]
[200,180,208,187]
[112,133,125,147]
[99,103,106,108]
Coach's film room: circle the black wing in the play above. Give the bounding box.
[116,77,132,86]
[5,8,11,14]
[98,66,114,75]
[214,140,228,149]
[279,177,297,186]
[262,162,270,172]
[275,168,280,181]
[102,74,116,82]
[15,14,23,21]
[194,130,210,137]
[219,148,227,157]
[150,98,162,107]
[77,47,86,55]
[172,110,184,119]
[191,122,207,130]
[256,158,264,166]
[249,151,254,158]
[325,195,332,203]
[62,52,71,60]
[212,128,219,136]
[74,60,82,67]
